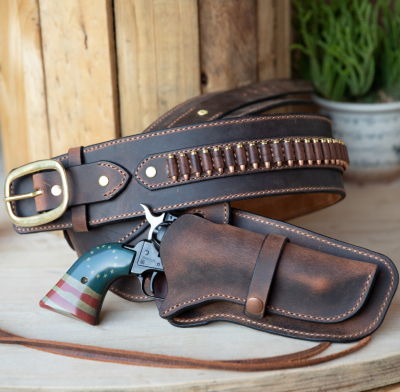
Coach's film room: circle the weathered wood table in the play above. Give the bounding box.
[1,180,400,391]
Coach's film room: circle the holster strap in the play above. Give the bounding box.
[244,234,288,319]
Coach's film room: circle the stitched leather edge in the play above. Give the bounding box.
[117,220,147,243]
[14,186,344,232]
[161,272,373,321]
[97,162,127,198]
[109,286,150,301]
[171,212,396,339]
[134,135,344,189]
[51,115,333,162]
[167,107,195,128]
[145,94,204,133]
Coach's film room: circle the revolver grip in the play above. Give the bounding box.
[40,244,135,325]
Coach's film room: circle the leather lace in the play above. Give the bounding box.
[0,328,371,371]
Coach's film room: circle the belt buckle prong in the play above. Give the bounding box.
[3,159,69,227]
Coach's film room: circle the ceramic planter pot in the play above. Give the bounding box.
[313,95,400,182]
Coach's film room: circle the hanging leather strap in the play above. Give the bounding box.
[0,328,370,371]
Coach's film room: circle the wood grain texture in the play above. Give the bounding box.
[39,0,119,156]
[0,0,29,173]
[199,0,257,93]
[275,0,291,78]
[256,0,276,81]
[0,175,400,390]
[257,0,291,81]
[115,0,200,137]
[0,0,49,173]
[18,0,51,164]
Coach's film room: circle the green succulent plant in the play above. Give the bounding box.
[292,0,400,103]
[380,0,400,101]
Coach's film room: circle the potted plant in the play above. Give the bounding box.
[292,0,400,181]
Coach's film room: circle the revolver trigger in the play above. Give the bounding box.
[149,271,158,295]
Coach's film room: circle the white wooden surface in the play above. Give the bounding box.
[1,171,400,391]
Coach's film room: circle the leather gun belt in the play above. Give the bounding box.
[11,80,347,235]
[8,79,355,308]
[3,79,398,361]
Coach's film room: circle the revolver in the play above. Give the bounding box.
[40,204,177,325]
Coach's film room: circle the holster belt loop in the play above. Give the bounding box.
[244,233,289,319]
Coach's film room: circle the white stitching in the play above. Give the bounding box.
[16,223,73,232]
[97,163,127,197]
[167,107,195,128]
[117,220,147,243]
[15,186,345,232]
[162,294,246,314]
[110,286,150,300]
[161,273,373,319]
[171,213,394,339]
[266,274,373,321]
[135,136,344,188]
[144,95,202,133]
[188,210,207,219]
[81,115,332,154]
[223,203,228,224]
[208,111,223,121]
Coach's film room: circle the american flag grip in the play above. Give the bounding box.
[40,244,135,325]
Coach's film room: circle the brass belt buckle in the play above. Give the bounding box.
[3,160,69,227]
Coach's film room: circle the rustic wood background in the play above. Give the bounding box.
[0,0,291,173]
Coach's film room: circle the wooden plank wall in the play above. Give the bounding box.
[0,0,291,173]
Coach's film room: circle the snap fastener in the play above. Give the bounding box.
[51,185,62,196]
[146,166,157,178]
[246,297,263,314]
[197,109,208,116]
[99,176,109,187]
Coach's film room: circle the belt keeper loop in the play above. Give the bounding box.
[68,146,89,232]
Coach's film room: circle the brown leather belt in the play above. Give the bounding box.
[2,79,398,370]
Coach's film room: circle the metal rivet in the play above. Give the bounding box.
[145,166,157,178]
[247,297,263,313]
[51,185,62,196]
[197,109,208,116]
[81,277,88,284]
[99,176,109,187]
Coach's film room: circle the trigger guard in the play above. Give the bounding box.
[141,271,163,300]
